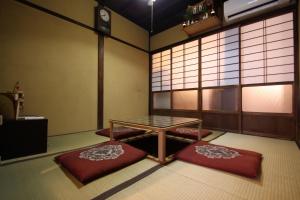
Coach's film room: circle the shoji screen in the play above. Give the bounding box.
[241,12,294,84]
[151,50,171,92]
[172,40,199,90]
[201,27,240,87]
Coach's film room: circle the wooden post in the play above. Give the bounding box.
[158,130,166,164]
[198,120,202,140]
[109,120,114,141]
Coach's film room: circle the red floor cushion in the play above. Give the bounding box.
[167,128,212,140]
[175,141,262,178]
[55,141,147,184]
[96,127,146,139]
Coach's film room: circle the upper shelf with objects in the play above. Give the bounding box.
[182,0,222,36]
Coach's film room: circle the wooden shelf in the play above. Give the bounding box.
[183,16,222,36]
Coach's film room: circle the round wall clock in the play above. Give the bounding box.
[95,6,111,36]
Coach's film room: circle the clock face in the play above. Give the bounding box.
[100,9,110,22]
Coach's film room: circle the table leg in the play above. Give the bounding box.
[109,121,114,141]
[198,121,202,140]
[158,130,166,164]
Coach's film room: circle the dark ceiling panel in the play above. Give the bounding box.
[101,0,222,35]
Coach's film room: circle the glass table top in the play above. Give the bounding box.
[111,115,200,129]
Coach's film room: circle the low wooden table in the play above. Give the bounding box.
[109,115,202,164]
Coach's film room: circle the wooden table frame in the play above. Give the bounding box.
[109,118,202,164]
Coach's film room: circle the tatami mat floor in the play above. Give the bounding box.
[0,132,299,200]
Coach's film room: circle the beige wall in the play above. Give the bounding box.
[29,0,149,51]
[0,0,149,135]
[150,24,188,51]
[0,0,98,135]
[297,2,300,146]
[103,38,149,128]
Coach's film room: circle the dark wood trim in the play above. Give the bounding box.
[150,6,297,54]
[92,165,163,200]
[294,4,300,146]
[238,26,242,133]
[109,35,148,53]
[242,112,294,117]
[98,35,104,129]
[241,81,294,87]
[242,130,293,140]
[14,0,149,54]
[202,111,239,115]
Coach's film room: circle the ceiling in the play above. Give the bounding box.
[101,0,201,35]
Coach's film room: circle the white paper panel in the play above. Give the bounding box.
[220,56,239,66]
[219,42,239,52]
[185,40,199,48]
[152,53,161,59]
[267,65,294,74]
[242,68,264,77]
[172,84,184,90]
[241,21,263,33]
[267,73,294,82]
[219,49,239,59]
[241,60,264,70]
[162,60,170,66]
[185,52,198,60]
[185,46,198,54]
[185,82,199,88]
[241,44,264,55]
[201,80,218,87]
[202,48,217,56]
[202,60,218,68]
[219,64,239,72]
[220,78,239,86]
[162,50,170,56]
[173,61,183,68]
[219,27,239,38]
[241,52,264,62]
[152,87,160,92]
[242,84,292,113]
[153,92,170,109]
[185,58,198,65]
[242,76,264,84]
[202,41,217,50]
[219,35,239,45]
[172,45,183,52]
[185,64,198,71]
[220,71,239,79]
[241,37,263,48]
[202,74,217,81]
[202,88,238,111]
[202,54,218,62]
[266,12,293,26]
[267,56,294,66]
[185,70,198,77]
[266,21,293,35]
[267,38,293,51]
[241,29,263,41]
[267,47,294,58]
[173,50,183,57]
[172,72,183,79]
[202,67,218,75]
[172,67,183,74]
[173,90,198,110]
[173,56,183,63]
[202,34,218,43]
[266,30,293,43]
[152,81,161,87]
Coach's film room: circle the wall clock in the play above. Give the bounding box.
[95,6,111,36]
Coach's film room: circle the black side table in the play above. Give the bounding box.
[0,119,48,160]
